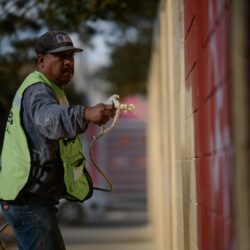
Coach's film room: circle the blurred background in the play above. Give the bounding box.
[0,0,158,249]
[1,0,250,250]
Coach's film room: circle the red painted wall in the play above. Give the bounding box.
[184,0,235,249]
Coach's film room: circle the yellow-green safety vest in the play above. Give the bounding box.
[0,71,93,201]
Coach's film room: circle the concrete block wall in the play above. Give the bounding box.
[147,0,188,249]
[184,1,234,250]
[146,0,250,249]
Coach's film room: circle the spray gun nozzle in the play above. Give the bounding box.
[119,104,135,112]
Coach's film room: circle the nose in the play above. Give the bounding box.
[64,57,74,69]
[61,52,74,65]
[65,55,74,63]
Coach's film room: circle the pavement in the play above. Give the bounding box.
[65,241,155,250]
[1,209,156,250]
[2,225,156,250]
[62,225,156,250]
[1,215,156,250]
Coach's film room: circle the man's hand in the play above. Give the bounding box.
[84,104,116,126]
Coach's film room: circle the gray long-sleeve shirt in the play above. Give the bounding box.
[22,82,88,170]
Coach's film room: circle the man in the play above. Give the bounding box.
[0,31,115,250]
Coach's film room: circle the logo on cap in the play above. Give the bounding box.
[56,34,72,43]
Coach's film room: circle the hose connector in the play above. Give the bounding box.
[119,103,135,112]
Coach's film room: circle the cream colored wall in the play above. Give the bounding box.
[147,0,197,250]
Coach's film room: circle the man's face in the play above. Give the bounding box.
[39,51,75,87]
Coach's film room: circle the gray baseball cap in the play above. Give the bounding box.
[35,31,83,55]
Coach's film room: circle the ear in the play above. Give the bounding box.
[37,55,45,68]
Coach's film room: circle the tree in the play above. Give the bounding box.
[0,0,159,109]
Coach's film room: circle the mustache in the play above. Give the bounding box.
[63,67,74,73]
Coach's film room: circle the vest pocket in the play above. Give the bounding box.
[64,153,93,202]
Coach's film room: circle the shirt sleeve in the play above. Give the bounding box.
[22,83,89,140]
